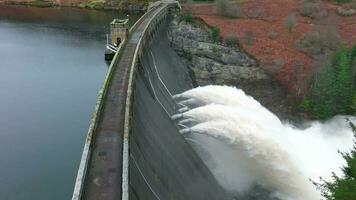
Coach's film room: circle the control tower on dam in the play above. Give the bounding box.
[72,1,231,200]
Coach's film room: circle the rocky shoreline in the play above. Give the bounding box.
[168,17,307,123]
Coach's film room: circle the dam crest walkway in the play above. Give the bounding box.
[72,2,176,200]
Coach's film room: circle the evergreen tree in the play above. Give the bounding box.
[316,121,356,200]
[310,56,335,119]
[308,47,355,119]
[333,48,353,114]
[351,45,356,59]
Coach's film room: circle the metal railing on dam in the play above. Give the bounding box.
[73,1,230,199]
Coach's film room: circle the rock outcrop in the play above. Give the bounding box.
[168,19,268,86]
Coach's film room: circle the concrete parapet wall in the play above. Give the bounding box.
[122,3,177,200]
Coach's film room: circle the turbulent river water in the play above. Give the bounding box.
[0,5,138,200]
[173,85,355,200]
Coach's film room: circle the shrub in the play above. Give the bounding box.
[214,0,241,18]
[267,31,278,40]
[295,17,341,56]
[214,0,227,15]
[352,1,356,9]
[336,7,356,16]
[253,8,266,18]
[296,32,325,55]
[285,12,297,33]
[182,13,193,22]
[183,0,192,17]
[273,58,285,69]
[334,0,352,3]
[211,26,220,42]
[227,4,241,18]
[299,97,311,111]
[182,0,193,23]
[246,8,267,18]
[300,0,322,18]
[224,36,239,47]
[260,58,284,74]
[262,58,285,74]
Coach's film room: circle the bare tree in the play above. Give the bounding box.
[285,12,297,33]
[296,14,341,57]
[214,0,241,18]
[184,0,192,16]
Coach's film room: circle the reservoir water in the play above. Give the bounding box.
[0,5,138,199]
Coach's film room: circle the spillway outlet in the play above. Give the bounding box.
[179,118,194,125]
[173,94,183,99]
[178,107,189,113]
[171,113,184,120]
[179,128,191,135]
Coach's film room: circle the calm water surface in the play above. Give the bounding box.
[0,5,138,200]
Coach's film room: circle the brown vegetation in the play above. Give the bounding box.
[190,0,356,97]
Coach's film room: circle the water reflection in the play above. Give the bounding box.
[0,5,138,200]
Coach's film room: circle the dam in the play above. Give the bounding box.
[72,1,230,199]
[71,1,356,199]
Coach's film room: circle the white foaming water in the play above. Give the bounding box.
[173,85,355,200]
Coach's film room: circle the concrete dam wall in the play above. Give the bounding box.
[128,18,230,199]
[72,2,231,199]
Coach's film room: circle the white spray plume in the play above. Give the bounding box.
[177,85,355,200]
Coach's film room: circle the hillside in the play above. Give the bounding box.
[190,0,356,98]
